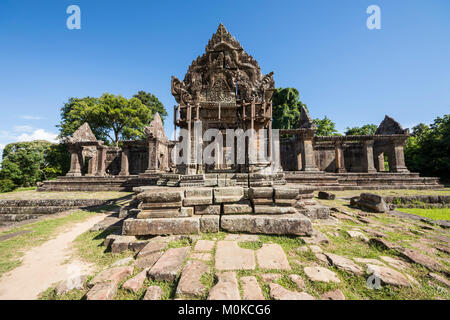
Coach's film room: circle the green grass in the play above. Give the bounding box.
[0,210,101,277]
[397,208,450,221]
[72,229,135,270]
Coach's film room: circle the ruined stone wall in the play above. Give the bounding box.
[106,148,121,175]
[314,144,335,172]
[343,144,363,172]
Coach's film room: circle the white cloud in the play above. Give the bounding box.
[20,115,45,120]
[16,129,58,143]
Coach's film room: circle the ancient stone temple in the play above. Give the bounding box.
[39,24,442,193]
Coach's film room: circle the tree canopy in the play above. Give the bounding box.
[58,91,167,146]
[272,88,306,129]
[313,116,341,136]
[405,115,450,183]
[345,124,378,136]
[0,140,69,190]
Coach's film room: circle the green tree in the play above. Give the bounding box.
[58,92,167,146]
[0,140,70,190]
[345,124,377,136]
[405,115,450,183]
[133,90,167,121]
[272,88,306,129]
[314,116,341,136]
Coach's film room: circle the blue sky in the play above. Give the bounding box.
[0,0,449,153]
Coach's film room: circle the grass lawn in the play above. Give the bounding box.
[0,190,132,200]
[397,208,450,221]
[0,210,104,278]
[329,188,450,198]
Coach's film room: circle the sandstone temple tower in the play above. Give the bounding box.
[171,24,279,178]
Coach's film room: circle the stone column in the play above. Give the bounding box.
[295,138,302,171]
[390,139,409,173]
[300,131,319,172]
[66,145,82,177]
[362,140,377,173]
[96,146,107,176]
[334,141,346,173]
[377,152,385,172]
[119,146,130,176]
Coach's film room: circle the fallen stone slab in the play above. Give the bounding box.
[369,238,401,251]
[143,286,163,300]
[429,273,450,287]
[354,193,388,213]
[89,216,123,232]
[241,276,265,300]
[137,241,168,259]
[318,191,336,200]
[324,253,364,275]
[320,289,345,300]
[122,269,148,293]
[122,217,200,236]
[303,266,340,283]
[176,260,210,298]
[398,248,443,271]
[135,251,163,269]
[379,256,410,270]
[110,236,137,253]
[256,243,291,270]
[148,247,190,281]
[315,253,329,264]
[288,274,305,289]
[207,272,241,300]
[86,282,117,300]
[353,258,385,267]
[303,205,331,220]
[89,266,134,287]
[55,275,87,295]
[301,229,329,245]
[269,283,315,300]
[200,215,219,233]
[346,230,369,242]
[367,264,411,287]
[194,240,215,252]
[221,214,312,236]
[215,241,255,271]
[111,257,134,267]
[260,273,282,283]
[309,245,322,254]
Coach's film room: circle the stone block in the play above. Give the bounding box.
[122,217,200,236]
[185,188,213,198]
[318,191,336,200]
[253,205,297,215]
[195,205,220,215]
[214,187,244,203]
[248,187,273,199]
[200,215,220,233]
[148,247,190,282]
[223,201,253,214]
[137,208,189,219]
[137,190,183,203]
[183,197,212,206]
[220,214,313,236]
[274,187,299,200]
[140,201,182,209]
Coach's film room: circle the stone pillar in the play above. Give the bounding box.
[362,140,376,173]
[119,146,130,176]
[66,145,82,177]
[377,152,385,172]
[390,139,409,173]
[300,131,319,172]
[96,146,107,176]
[145,139,158,173]
[334,141,346,173]
[295,138,302,171]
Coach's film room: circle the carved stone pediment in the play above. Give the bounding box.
[171,24,275,106]
[376,115,409,135]
[144,112,167,142]
[67,123,98,144]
